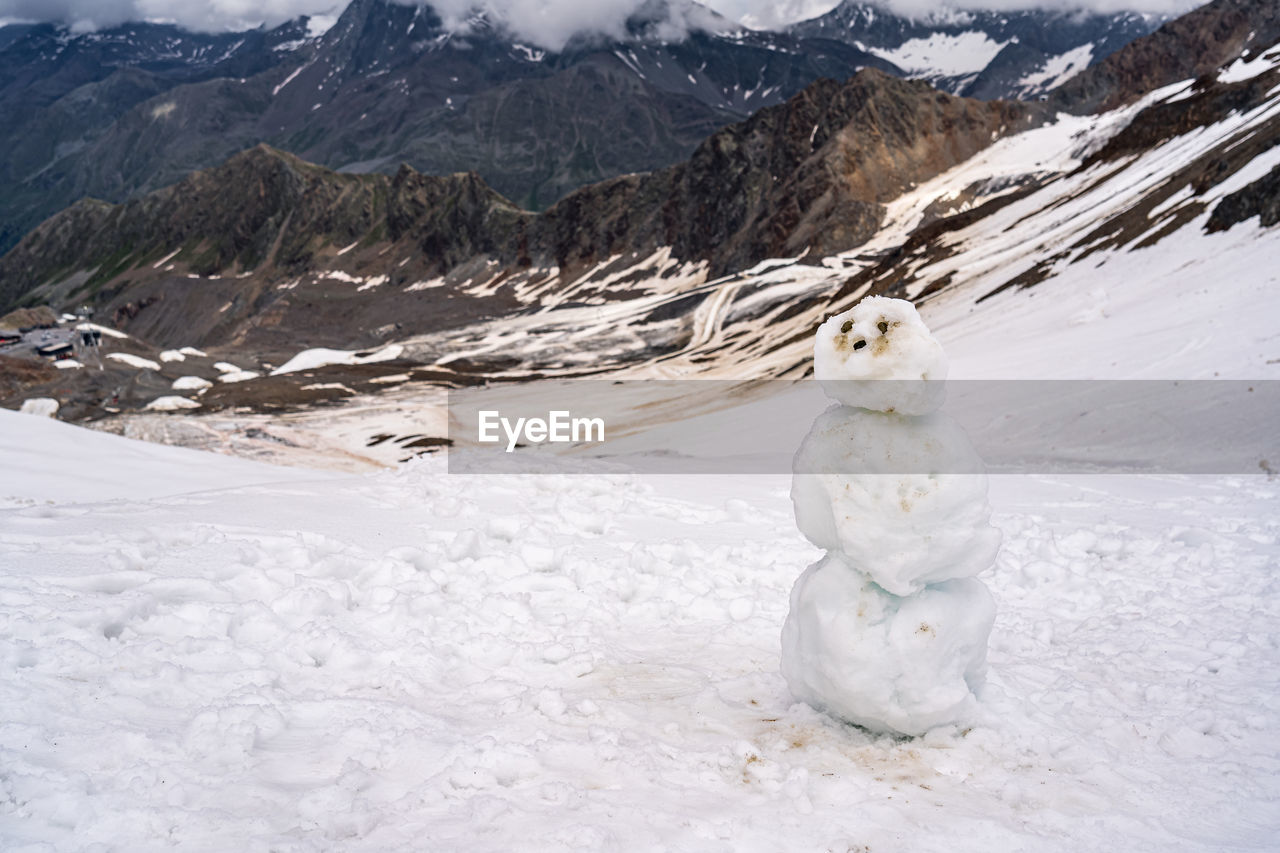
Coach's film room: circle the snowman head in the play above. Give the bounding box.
[813,296,949,414]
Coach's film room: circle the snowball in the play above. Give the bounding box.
[813,296,948,414]
[780,553,994,736]
[791,406,999,596]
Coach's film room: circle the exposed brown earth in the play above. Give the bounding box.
[0,353,58,398]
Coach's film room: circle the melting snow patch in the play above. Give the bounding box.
[1017,44,1094,93]
[272,63,308,96]
[405,278,446,292]
[145,396,201,411]
[301,383,356,394]
[106,353,160,370]
[159,350,186,362]
[178,346,207,357]
[271,344,404,375]
[172,376,213,391]
[319,270,362,284]
[76,322,128,339]
[218,370,261,384]
[19,398,58,417]
[152,248,181,269]
[1218,50,1280,84]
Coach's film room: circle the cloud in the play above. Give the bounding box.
[0,0,342,32]
[0,0,1202,45]
[429,0,730,51]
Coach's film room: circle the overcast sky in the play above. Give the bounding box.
[0,0,1199,45]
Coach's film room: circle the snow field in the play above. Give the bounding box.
[1,449,1275,850]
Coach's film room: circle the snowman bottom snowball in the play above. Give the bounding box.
[780,553,995,737]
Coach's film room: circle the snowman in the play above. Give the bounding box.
[781,296,1000,736]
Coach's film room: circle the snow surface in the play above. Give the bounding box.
[1,421,1276,849]
[0,409,318,505]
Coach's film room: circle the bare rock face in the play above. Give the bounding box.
[1051,0,1280,113]
[531,70,1043,277]
[1208,164,1280,232]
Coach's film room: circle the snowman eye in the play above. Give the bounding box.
[878,321,888,334]
[852,339,867,351]
[840,320,854,333]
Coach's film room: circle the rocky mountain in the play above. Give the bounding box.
[0,0,888,255]
[0,69,1043,358]
[0,16,320,252]
[788,1,1167,99]
[0,0,1165,257]
[1050,0,1280,111]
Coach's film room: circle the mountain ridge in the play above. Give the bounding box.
[0,0,1162,254]
[0,68,1045,335]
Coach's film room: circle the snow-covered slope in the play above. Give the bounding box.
[787,1,1166,99]
[0,408,323,505]
[374,57,1280,386]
